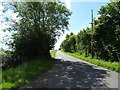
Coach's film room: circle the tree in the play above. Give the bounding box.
[93,1,120,61]
[61,1,120,62]
[3,1,71,69]
[76,28,91,56]
[61,33,76,53]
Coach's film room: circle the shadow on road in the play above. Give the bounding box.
[45,59,110,88]
[21,58,117,89]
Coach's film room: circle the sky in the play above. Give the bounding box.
[0,1,109,50]
[0,2,18,50]
[54,1,109,49]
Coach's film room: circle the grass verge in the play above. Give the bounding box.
[0,50,5,55]
[61,50,120,73]
[50,50,57,58]
[1,57,54,88]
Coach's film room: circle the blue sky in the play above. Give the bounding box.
[0,1,109,50]
[69,2,108,32]
[54,2,109,49]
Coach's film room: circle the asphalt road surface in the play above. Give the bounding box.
[20,51,119,89]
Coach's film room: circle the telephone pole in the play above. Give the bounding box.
[91,9,94,58]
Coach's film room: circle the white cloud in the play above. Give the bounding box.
[65,0,71,10]
[0,4,4,11]
[73,30,80,35]
[54,30,70,50]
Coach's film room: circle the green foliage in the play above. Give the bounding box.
[50,50,57,58]
[0,50,6,56]
[2,58,54,88]
[61,51,119,73]
[61,1,120,62]
[93,1,120,61]
[3,1,71,69]
[61,33,76,53]
[76,28,91,56]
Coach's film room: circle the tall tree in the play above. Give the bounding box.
[93,1,120,61]
[61,1,120,62]
[3,1,71,69]
[61,33,76,53]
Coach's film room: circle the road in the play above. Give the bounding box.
[20,51,119,89]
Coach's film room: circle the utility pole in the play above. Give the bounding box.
[91,9,94,58]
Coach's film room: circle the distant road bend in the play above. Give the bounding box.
[20,51,119,89]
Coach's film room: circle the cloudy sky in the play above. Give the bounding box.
[0,0,109,50]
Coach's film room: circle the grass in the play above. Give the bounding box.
[0,50,6,55]
[61,50,120,73]
[1,51,55,88]
[50,50,57,58]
